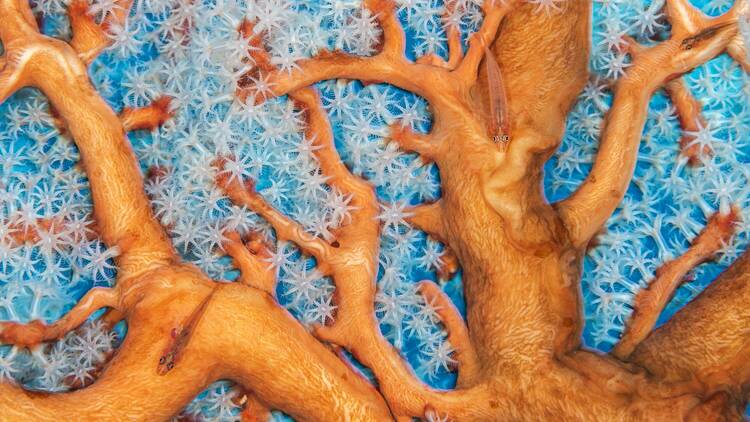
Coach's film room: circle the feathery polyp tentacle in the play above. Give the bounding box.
[0,287,119,348]
[414,0,464,69]
[727,9,750,72]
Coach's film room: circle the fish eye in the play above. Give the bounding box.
[167,362,174,370]
[159,356,166,364]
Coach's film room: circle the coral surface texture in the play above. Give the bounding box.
[1,0,750,420]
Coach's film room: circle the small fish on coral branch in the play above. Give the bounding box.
[0,0,750,420]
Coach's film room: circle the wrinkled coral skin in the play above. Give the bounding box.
[1,0,750,421]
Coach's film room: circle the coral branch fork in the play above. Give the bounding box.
[1,0,750,420]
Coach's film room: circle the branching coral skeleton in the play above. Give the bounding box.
[1,0,750,420]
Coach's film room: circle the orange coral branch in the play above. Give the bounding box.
[238,1,518,107]
[632,245,750,396]
[236,3,448,104]
[0,3,396,420]
[444,0,464,68]
[0,0,175,276]
[0,287,118,348]
[664,78,710,165]
[454,0,517,84]
[387,124,441,163]
[68,0,134,65]
[215,168,335,276]
[416,280,479,386]
[613,208,738,359]
[405,202,445,241]
[557,4,746,248]
[415,0,464,69]
[68,0,111,64]
[4,0,750,418]
[254,50,450,105]
[219,86,497,419]
[282,89,499,420]
[223,231,277,296]
[0,277,392,421]
[119,96,174,132]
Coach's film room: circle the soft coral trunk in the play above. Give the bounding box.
[2,0,750,420]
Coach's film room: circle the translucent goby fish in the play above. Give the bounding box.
[157,288,216,375]
[484,46,510,146]
[681,22,735,50]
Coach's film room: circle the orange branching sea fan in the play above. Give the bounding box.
[0,0,750,420]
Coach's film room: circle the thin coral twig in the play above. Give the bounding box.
[404,201,460,280]
[417,280,479,385]
[405,201,446,242]
[613,208,738,359]
[366,0,406,58]
[387,124,441,163]
[215,167,335,276]
[120,96,174,132]
[68,0,134,65]
[0,287,118,348]
[237,390,272,422]
[415,0,464,69]
[286,90,490,420]
[223,231,277,296]
[664,78,709,165]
